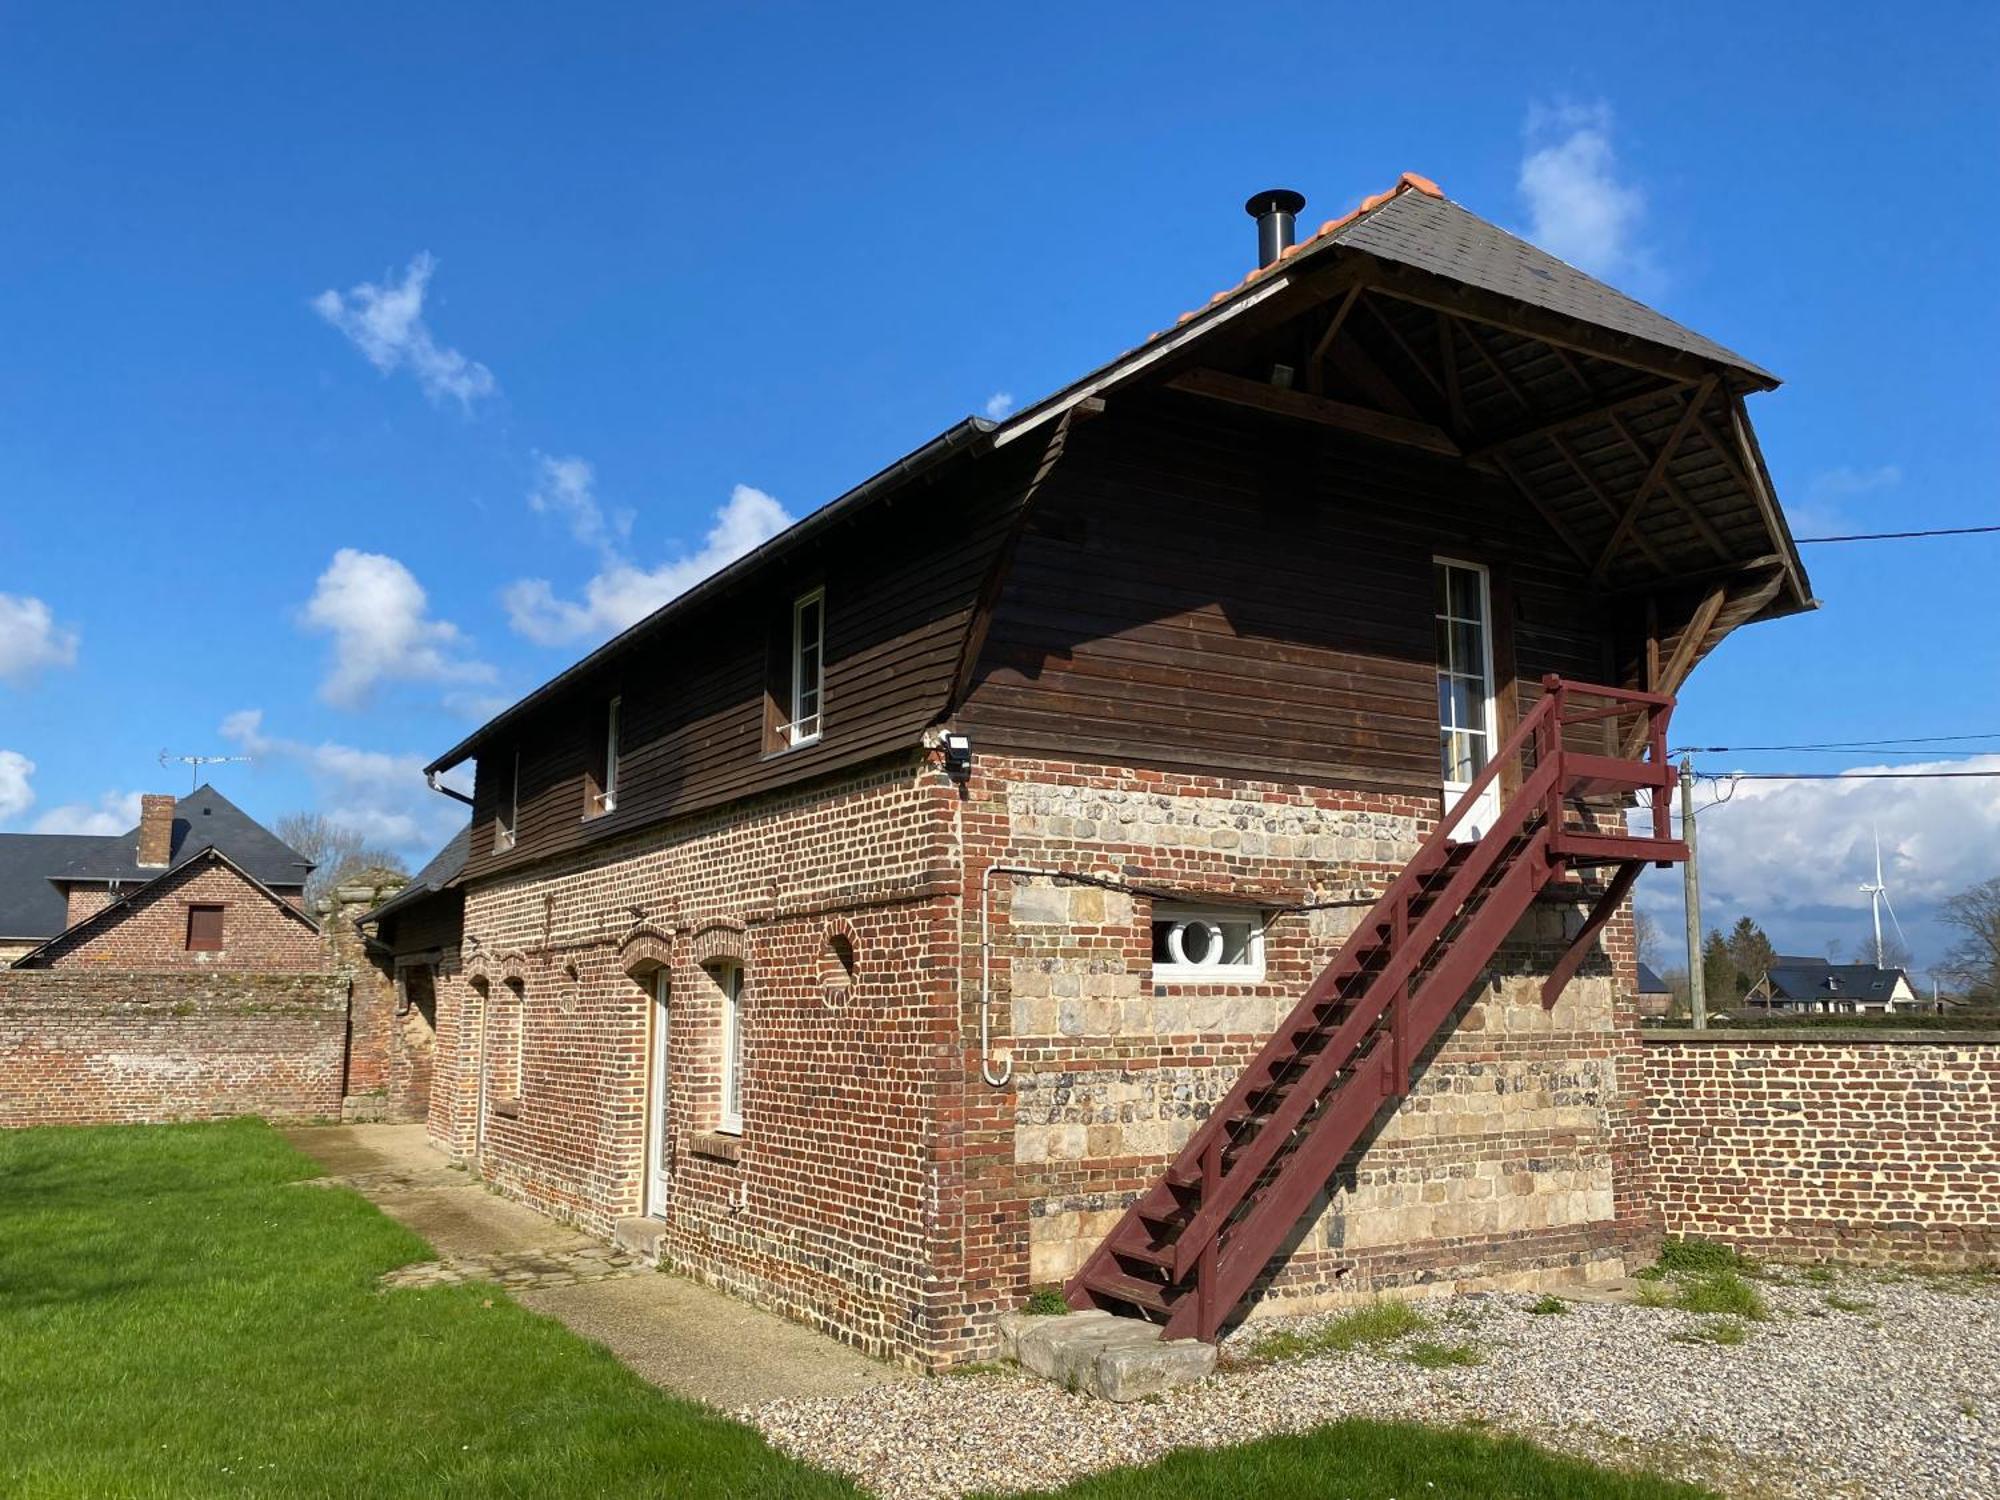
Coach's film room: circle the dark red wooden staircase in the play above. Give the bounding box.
[1063,676,1683,1342]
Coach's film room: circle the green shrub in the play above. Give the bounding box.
[1656,1237,1750,1275]
[1527,1295,1569,1316]
[1674,1271,1769,1321]
[1401,1339,1484,1368]
[1672,1318,1747,1347]
[1023,1287,1071,1316]
[1251,1300,1431,1361]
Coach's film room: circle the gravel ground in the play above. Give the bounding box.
[749,1270,2000,1500]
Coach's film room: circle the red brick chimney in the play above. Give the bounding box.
[136,794,176,869]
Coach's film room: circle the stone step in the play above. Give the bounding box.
[997,1310,1215,1402]
[612,1216,668,1264]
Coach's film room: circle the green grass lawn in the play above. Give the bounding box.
[0,1119,859,1499]
[977,1420,1716,1500]
[0,1120,1715,1499]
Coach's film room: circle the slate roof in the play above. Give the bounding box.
[363,822,470,928]
[51,784,314,889]
[1759,956,1912,1005]
[0,834,115,939]
[1146,173,1773,382]
[1636,961,1669,995]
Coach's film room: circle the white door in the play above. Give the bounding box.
[643,971,672,1219]
[1435,558,1499,842]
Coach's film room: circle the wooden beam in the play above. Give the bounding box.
[1304,282,1364,396]
[1437,313,1467,432]
[1492,451,1594,569]
[1456,316,1533,412]
[1727,396,1811,608]
[1548,433,1672,574]
[1604,411,1732,560]
[1361,257,1761,389]
[1357,295,1447,398]
[1590,376,1716,583]
[1624,582,1725,755]
[1165,368,1462,457]
[1601,554,1782,600]
[1464,380,1689,459]
[1327,334,1424,419]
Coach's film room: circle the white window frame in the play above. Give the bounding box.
[592,696,621,816]
[496,751,520,852]
[781,588,824,749]
[1150,903,1267,983]
[716,962,744,1135]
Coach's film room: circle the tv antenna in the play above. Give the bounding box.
[158,750,254,791]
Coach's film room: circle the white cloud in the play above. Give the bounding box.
[1637,754,2000,978]
[0,593,79,685]
[1518,101,1656,291]
[221,709,464,858]
[0,750,33,821]
[984,391,1016,421]
[1785,464,1903,539]
[32,789,143,837]
[527,452,630,553]
[504,483,794,647]
[302,548,495,708]
[313,252,497,409]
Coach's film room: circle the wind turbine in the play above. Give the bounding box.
[1857,827,1911,970]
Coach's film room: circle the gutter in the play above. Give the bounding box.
[423,416,996,776]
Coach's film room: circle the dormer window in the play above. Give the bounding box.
[781,588,824,749]
[495,751,519,852]
[587,697,620,818]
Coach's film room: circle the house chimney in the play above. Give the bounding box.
[1245,188,1306,268]
[136,794,175,869]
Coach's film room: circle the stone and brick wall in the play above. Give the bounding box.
[0,969,347,1127]
[939,752,1649,1363]
[24,858,324,972]
[431,739,1651,1370]
[1643,1031,2000,1267]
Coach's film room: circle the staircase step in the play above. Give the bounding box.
[1109,1238,1176,1270]
[1082,1270,1178,1316]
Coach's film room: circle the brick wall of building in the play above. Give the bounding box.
[431,740,1649,1370]
[1643,1032,2000,1267]
[26,859,325,972]
[0,969,347,1126]
[436,752,960,1363]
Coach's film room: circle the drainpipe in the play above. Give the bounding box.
[427,770,474,807]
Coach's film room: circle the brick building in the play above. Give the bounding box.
[417,175,1812,1367]
[2,786,321,971]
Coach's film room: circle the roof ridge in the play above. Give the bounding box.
[1160,172,1445,336]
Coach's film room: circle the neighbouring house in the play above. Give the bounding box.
[1,787,322,971]
[416,173,1811,1368]
[1635,961,1672,1018]
[1745,955,1919,1014]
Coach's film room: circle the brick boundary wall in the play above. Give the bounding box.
[0,970,349,1128]
[1643,1030,2000,1268]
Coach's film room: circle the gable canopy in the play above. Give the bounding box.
[431,173,1810,780]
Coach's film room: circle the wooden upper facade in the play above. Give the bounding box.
[430,175,1811,884]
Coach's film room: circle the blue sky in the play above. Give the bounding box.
[1,3,1995,975]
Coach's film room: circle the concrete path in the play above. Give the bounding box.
[285,1123,910,1410]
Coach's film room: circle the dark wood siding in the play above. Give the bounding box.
[956,395,1622,795]
[461,461,1033,882]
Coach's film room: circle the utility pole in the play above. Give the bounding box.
[1680,757,1707,1030]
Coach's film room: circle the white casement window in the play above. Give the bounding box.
[1150,904,1266,981]
[1434,560,1496,787]
[715,962,745,1134]
[782,588,824,748]
[496,751,520,852]
[595,697,621,815]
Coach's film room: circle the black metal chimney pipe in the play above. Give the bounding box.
[1245,188,1307,268]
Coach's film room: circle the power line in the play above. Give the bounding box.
[1794,523,2000,543]
[1698,769,2000,783]
[1674,732,2000,753]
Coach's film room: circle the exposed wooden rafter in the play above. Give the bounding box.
[1589,376,1716,583]
[1492,451,1594,569]
[1304,283,1364,396]
[1464,381,1690,459]
[1604,410,1732,560]
[1547,433,1672,574]
[1165,368,1462,457]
